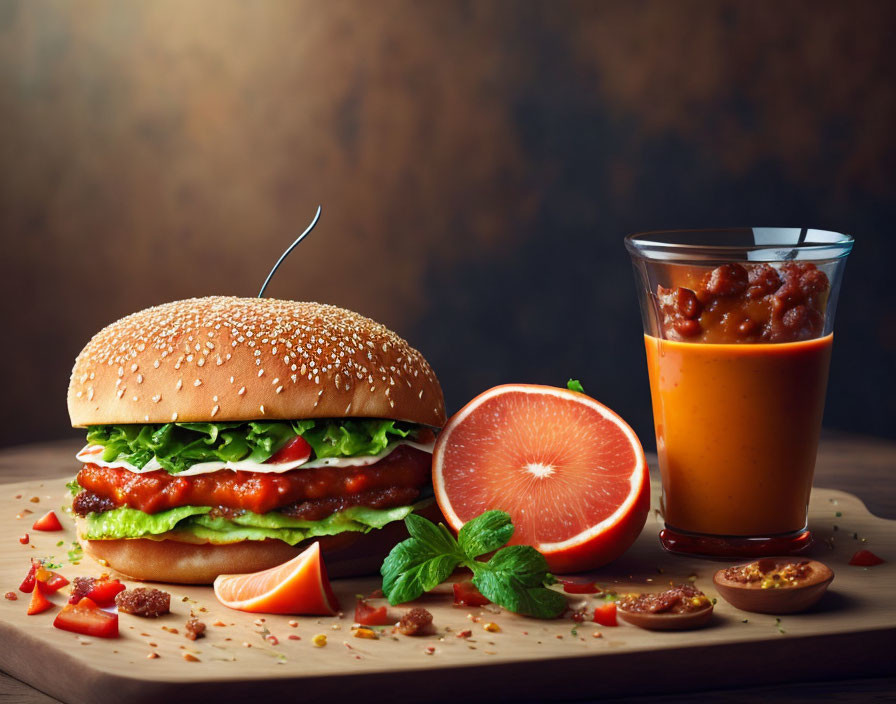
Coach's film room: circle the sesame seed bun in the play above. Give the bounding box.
[68,296,446,428]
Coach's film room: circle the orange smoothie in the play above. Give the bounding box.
[645,333,832,536]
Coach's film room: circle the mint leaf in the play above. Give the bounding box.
[381,514,464,605]
[567,379,585,394]
[457,510,514,558]
[404,513,459,555]
[470,545,566,619]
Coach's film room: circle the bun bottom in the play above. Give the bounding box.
[78,504,441,584]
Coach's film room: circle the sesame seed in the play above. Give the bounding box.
[197,357,205,367]
[116,389,124,399]
[211,405,219,417]
[176,379,183,390]
[238,386,246,395]
[136,374,143,383]
[276,386,283,394]
[152,394,161,403]
[258,369,264,377]
[259,405,265,414]
[172,412,178,421]
[194,379,202,387]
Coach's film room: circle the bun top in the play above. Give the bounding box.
[68,297,446,428]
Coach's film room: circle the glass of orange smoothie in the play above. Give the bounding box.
[625,229,853,557]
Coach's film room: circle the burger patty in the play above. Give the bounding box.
[74,445,431,516]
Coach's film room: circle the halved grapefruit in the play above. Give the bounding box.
[433,384,649,573]
[213,541,340,615]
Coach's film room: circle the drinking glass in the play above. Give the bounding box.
[625,228,852,557]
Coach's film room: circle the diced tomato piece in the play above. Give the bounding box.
[453,581,490,607]
[354,599,392,626]
[42,572,70,593]
[19,559,69,594]
[69,577,126,607]
[19,559,39,592]
[849,549,885,567]
[593,602,618,627]
[53,597,119,638]
[18,534,29,545]
[267,436,312,464]
[27,584,53,615]
[32,511,63,532]
[560,580,600,594]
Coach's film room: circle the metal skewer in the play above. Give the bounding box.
[257,205,323,298]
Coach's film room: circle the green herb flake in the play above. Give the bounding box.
[566,379,585,394]
[835,511,842,517]
[775,617,786,634]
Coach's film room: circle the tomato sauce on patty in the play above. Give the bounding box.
[75,445,431,515]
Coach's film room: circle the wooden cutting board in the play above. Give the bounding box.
[0,478,893,704]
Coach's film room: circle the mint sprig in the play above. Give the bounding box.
[380,511,566,619]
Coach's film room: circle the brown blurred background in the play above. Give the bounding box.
[2,0,895,449]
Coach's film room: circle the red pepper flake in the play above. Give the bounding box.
[456,629,472,639]
[4,591,17,601]
[849,549,885,567]
[147,652,159,659]
[18,535,29,545]
[266,635,279,645]
[288,634,301,641]
[182,653,200,662]
[162,626,179,634]
[424,646,436,655]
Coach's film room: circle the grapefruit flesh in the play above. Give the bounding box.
[433,384,649,573]
[213,541,340,615]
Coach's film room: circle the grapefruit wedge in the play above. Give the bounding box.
[433,384,649,573]
[213,541,340,615]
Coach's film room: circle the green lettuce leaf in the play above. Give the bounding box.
[81,505,212,539]
[85,419,421,474]
[80,502,421,545]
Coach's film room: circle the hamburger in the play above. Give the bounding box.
[67,296,445,584]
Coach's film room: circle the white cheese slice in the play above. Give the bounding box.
[75,439,435,476]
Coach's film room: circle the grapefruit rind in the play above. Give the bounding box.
[433,383,648,557]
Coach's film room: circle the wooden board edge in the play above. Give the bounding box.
[2,621,893,704]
